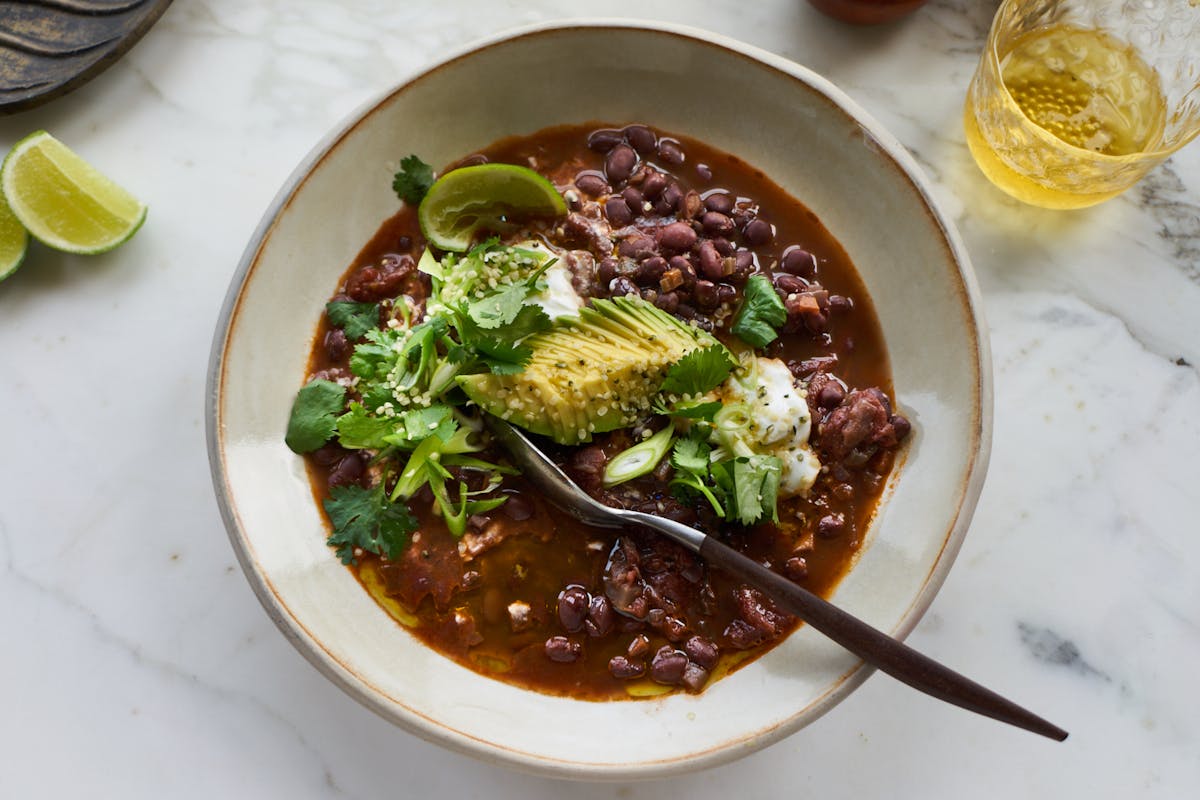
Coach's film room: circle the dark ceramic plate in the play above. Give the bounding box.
[0,0,172,114]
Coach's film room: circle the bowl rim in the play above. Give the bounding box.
[206,17,993,779]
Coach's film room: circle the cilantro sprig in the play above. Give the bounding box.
[324,482,418,564]
[393,154,434,205]
[326,301,380,341]
[660,346,735,396]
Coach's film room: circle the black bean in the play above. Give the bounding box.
[702,212,735,237]
[610,276,639,297]
[817,382,846,409]
[784,557,809,581]
[623,124,657,154]
[327,454,364,488]
[575,172,609,197]
[716,283,737,305]
[586,594,615,637]
[829,294,853,313]
[781,246,817,277]
[661,616,689,643]
[501,493,534,521]
[650,646,688,684]
[395,235,412,252]
[587,128,624,152]
[695,163,713,182]
[311,442,346,467]
[694,280,719,311]
[557,586,589,633]
[657,139,685,165]
[675,259,697,289]
[743,219,775,246]
[655,183,682,216]
[617,234,656,261]
[608,656,646,679]
[605,197,634,226]
[711,237,734,257]
[654,290,680,314]
[890,414,912,441]
[637,256,668,286]
[621,186,645,214]
[684,635,719,670]
[605,144,638,185]
[817,513,846,539]
[323,328,349,361]
[627,634,651,659]
[675,302,697,320]
[658,221,697,252]
[698,240,725,280]
[732,208,755,228]
[681,663,710,692]
[596,257,618,286]
[734,249,755,275]
[545,636,582,663]
[774,273,808,295]
[704,192,735,214]
[641,171,668,200]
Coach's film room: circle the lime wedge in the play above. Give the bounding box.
[0,131,146,255]
[0,187,27,281]
[418,163,566,252]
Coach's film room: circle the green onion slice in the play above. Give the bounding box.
[603,425,675,488]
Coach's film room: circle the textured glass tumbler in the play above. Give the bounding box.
[964,0,1200,209]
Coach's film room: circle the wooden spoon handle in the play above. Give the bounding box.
[698,536,1068,741]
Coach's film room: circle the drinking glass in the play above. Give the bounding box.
[964,0,1200,209]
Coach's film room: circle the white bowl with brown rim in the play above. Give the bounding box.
[207,19,991,779]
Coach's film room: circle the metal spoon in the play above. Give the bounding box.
[485,416,1068,742]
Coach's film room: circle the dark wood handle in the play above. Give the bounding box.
[699,536,1068,741]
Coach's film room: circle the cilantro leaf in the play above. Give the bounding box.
[731,454,783,525]
[671,434,711,474]
[731,274,787,348]
[393,154,434,205]
[668,434,726,517]
[326,301,380,341]
[285,379,346,453]
[660,345,735,396]
[335,403,398,450]
[660,399,723,420]
[399,404,457,443]
[324,483,417,564]
[467,281,530,330]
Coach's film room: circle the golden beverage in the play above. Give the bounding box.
[965,24,1169,209]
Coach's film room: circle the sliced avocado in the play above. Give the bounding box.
[458,296,729,444]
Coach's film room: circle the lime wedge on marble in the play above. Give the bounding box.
[0,130,146,255]
[0,186,28,281]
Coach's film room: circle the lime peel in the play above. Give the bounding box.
[0,130,147,256]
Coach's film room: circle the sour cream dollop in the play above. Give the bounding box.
[708,356,821,497]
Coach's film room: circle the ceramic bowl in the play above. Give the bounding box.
[207,20,991,779]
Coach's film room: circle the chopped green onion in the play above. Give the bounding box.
[603,425,675,487]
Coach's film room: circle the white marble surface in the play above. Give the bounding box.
[1,1,1197,796]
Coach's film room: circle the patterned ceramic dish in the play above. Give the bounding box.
[207,20,991,779]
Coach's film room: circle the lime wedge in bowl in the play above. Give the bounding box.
[418,163,566,252]
[0,188,27,280]
[0,131,146,255]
